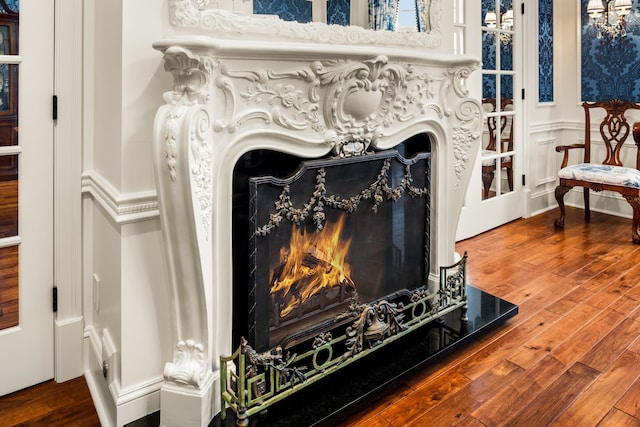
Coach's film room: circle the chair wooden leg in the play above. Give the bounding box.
[482,166,494,199]
[623,195,640,244]
[554,185,572,228]
[583,187,590,221]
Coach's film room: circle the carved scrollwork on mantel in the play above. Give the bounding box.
[450,99,482,186]
[169,0,442,48]
[213,55,477,159]
[160,47,214,238]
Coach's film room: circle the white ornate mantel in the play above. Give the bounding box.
[152,5,481,426]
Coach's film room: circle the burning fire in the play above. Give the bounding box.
[270,214,354,318]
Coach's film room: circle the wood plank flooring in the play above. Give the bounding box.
[343,207,640,426]
[0,377,99,426]
[1,207,640,426]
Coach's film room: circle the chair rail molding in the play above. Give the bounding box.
[81,171,160,225]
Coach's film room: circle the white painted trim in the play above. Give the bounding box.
[0,54,22,64]
[81,171,159,224]
[55,317,84,384]
[54,0,84,383]
[84,325,163,427]
[0,235,21,248]
[84,328,116,427]
[0,146,21,155]
[528,120,581,134]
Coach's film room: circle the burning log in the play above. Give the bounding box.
[270,215,355,318]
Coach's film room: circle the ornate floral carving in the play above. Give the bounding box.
[189,107,213,238]
[256,158,428,236]
[241,82,321,131]
[164,339,207,387]
[162,107,184,182]
[226,56,447,157]
[169,0,442,48]
[450,98,482,186]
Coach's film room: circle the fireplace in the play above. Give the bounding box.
[232,139,431,353]
[151,3,498,426]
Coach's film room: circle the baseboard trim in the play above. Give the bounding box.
[84,329,163,427]
[55,316,84,382]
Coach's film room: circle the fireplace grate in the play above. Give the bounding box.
[220,253,468,426]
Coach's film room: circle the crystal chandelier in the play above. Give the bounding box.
[484,8,514,44]
[587,0,634,40]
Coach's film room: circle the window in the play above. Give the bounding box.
[397,0,418,32]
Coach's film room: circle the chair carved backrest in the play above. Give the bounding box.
[583,99,640,168]
[483,97,513,154]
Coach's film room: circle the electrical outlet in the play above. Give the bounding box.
[93,273,100,313]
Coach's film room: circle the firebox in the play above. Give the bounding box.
[233,138,431,353]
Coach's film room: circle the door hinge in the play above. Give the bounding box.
[521,88,525,100]
[52,95,58,121]
[521,3,525,14]
[522,175,526,186]
[53,286,58,312]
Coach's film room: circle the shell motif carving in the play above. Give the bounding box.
[162,46,216,106]
[164,339,207,387]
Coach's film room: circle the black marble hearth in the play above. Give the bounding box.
[210,285,517,427]
[125,286,516,427]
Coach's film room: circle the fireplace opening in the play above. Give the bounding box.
[232,134,432,353]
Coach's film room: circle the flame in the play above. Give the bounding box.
[270,214,354,318]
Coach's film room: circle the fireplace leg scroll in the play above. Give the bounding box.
[153,46,217,427]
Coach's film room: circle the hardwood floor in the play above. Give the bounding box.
[343,207,640,426]
[1,207,640,426]
[0,377,99,426]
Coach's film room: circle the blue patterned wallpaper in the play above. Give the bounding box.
[581,0,640,102]
[538,0,553,102]
[254,0,350,26]
[1,0,18,13]
[328,0,350,26]
[254,0,312,23]
[481,0,514,100]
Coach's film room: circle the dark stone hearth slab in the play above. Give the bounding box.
[126,286,517,427]
[211,285,517,427]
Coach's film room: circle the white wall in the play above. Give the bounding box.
[82,1,173,425]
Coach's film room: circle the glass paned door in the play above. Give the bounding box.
[0,7,19,333]
[0,1,55,396]
[481,0,515,201]
[457,0,522,240]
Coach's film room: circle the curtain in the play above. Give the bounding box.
[415,0,429,32]
[369,0,399,31]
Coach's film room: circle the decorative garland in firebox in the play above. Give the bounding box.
[256,158,428,236]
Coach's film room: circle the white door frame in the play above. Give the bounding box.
[53,0,84,383]
[457,0,527,241]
